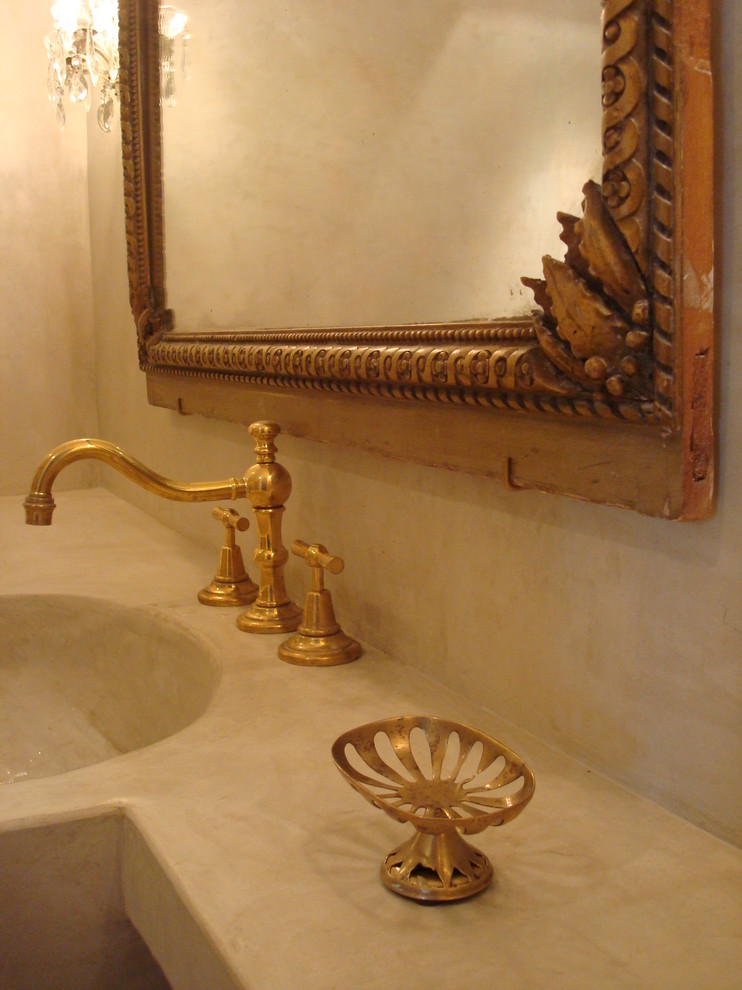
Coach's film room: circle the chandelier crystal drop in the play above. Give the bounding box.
[45,0,119,132]
[45,2,190,133]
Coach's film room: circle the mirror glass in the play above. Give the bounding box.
[162,0,602,332]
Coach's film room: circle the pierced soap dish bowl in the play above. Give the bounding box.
[332,715,535,902]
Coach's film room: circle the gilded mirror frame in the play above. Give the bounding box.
[119,0,714,519]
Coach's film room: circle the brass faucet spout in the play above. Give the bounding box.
[24,438,248,525]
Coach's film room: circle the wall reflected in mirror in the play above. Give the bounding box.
[162,0,602,332]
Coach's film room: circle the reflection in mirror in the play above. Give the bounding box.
[162,0,602,331]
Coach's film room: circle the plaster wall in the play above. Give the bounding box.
[23,2,742,847]
[0,2,98,494]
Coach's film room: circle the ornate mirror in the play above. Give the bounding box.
[119,0,714,518]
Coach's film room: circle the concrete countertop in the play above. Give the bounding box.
[2,489,741,989]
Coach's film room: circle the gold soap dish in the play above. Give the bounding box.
[331,715,535,902]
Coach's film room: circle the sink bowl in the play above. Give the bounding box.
[0,594,219,783]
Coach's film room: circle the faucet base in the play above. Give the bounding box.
[278,628,361,666]
[236,599,302,635]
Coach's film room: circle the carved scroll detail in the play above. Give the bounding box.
[144,322,658,422]
[520,0,669,409]
[146,324,546,394]
[119,0,169,362]
[601,0,649,274]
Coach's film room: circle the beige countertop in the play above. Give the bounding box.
[2,489,741,990]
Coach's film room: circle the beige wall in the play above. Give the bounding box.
[7,3,739,847]
[0,2,99,494]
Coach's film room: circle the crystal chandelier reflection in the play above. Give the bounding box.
[45,2,189,133]
[160,5,190,107]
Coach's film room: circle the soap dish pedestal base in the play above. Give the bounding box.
[382,828,493,903]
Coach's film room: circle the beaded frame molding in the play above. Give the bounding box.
[119,0,714,518]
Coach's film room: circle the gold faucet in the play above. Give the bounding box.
[24,427,303,633]
[24,437,250,525]
[235,422,303,634]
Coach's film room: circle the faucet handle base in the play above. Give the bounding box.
[198,574,258,608]
[278,628,361,666]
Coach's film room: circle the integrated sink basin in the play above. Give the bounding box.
[0,594,219,783]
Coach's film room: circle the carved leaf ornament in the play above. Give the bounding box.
[522,180,652,401]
